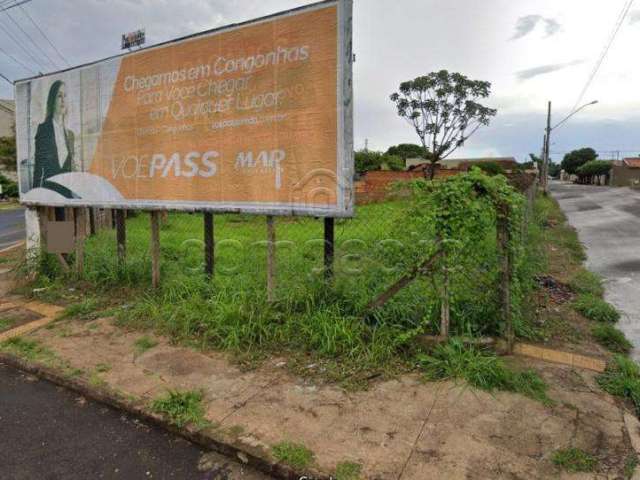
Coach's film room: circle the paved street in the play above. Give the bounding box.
[551,182,640,358]
[0,206,25,250]
[0,363,271,480]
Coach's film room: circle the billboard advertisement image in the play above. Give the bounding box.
[15,0,353,217]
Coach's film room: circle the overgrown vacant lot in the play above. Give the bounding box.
[28,172,537,382]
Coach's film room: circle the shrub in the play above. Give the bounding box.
[573,294,620,323]
[598,355,640,415]
[592,324,632,353]
[418,339,551,404]
[552,447,598,473]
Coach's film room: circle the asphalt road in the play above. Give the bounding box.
[0,206,25,250]
[551,182,640,359]
[0,363,271,480]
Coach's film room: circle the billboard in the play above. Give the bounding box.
[15,0,353,217]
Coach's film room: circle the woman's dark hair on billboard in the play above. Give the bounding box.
[32,80,75,198]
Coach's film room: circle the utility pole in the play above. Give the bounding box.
[543,101,552,195]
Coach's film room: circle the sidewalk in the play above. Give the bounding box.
[2,307,637,479]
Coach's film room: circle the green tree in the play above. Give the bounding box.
[0,136,16,172]
[390,70,497,179]
[354,150,404,174]
[385,143,426,161]
[576,160,611,185]
[561,148,597,175]
[477,161,505,176]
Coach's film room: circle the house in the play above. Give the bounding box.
[0,99,15,137]
[610,158,640,187]
[405,156,519,172]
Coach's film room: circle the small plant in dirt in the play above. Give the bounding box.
[625,454,638,479]
[59,297,104,321]
[335,461,362,480]
[134,336,158,355]
[598,355,640,414]
[573,294,620,323]
[419,339,551,404]
[151,390,209,429]
[552,447,598,473]
[0,317,12,330]
[0,337,56,363]
[569,270,604,297]
[592,324,632,354]
[95,363,111,373]
[272,441,315,470]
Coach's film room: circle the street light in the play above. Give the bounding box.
[542,100,598,193]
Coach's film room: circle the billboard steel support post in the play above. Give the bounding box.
[116,209,126,266]
[324,218,334,280]
[150,211,161,288]
[74,208,85,276]
[266,216,276,302]
[204,212,214,278]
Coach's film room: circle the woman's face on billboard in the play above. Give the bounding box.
[54,84,67,118]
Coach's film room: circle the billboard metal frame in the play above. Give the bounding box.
[15,0,354,218]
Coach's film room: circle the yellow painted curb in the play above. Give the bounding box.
[514,343,607,373]
[0,300,64,342]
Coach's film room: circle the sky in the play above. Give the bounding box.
[1,0,640,163]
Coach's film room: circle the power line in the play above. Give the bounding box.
[4,7,58,69]
[0,0,31,12]
[0,17,46,71]
[19,3,69,66]
[0,41,36,74]
[572,0,634,111]
[0,70,12,84]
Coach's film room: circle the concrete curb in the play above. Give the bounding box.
[0,351,330,480]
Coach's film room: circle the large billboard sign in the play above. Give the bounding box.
[15,0,353,217]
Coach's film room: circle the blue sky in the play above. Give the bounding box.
[1,0,640,163]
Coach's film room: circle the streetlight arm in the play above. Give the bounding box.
[551,100,598,131]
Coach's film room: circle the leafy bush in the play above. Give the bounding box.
[598,355,640,414]
[552,447,598,473]
[592,324,632,353]
[419,339,551,404]
[573,294,620,323]
[570,270,604,297]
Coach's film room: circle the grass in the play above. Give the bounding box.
[335,461,362,480]
[24,188,546,381]
[552,447,598,473]
[59,297,105,321]
[151,390,209,429]
[134,336,158,355]
[0,337,57,363]
[418,339,551,405]
[272,441,314,470]
[573,294,620,323]
[0,317,12,330]
[597,355,640,415]
[569,270,604,297]
[592,324,632,353]
[625,454,638,479]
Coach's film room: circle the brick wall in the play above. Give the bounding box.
[355,169,460,204]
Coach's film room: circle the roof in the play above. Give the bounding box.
[623,158,640,169]
[0,99,15,114]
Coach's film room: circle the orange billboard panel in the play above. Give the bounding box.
[15,0,354,217]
